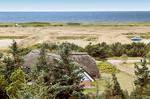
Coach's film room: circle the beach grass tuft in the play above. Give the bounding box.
[0,36,28,39]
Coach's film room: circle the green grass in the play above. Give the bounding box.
[0,23,16,27]
[19,22,52,27]
[115,72,135,93]
[0,36,28,39]
[84,72,135,94]
[1,22,150,27]
[84,78,108,94]
[67,22,81,25]
[86,60,136,94]
[0,22,65,27]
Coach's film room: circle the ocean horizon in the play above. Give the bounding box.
[0,11,150,23]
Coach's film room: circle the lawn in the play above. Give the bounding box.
[84,72,135,94]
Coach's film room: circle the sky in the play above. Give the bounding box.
[0,0,150,11]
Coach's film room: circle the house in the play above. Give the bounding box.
[23,50,100,88]
[81,72,95,88]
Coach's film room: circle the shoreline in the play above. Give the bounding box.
[1,22,150,27]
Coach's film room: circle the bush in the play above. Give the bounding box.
[97,62,119,74]
[20,22,51,27]
[67,22,81,25]
[110,42,125,57]
[85,42,110,59]
[84,42,150,59]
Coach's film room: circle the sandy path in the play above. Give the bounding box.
[0,39,22,48]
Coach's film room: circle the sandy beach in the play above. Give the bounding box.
[1,25,150,47]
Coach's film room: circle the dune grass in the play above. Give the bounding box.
[19,22,52,27]
[124,32,150,39]
[0,23,16,27]
[57,35,98,41]
[85,36,98,41]
[0,36,28,39]
[1,22,150,27]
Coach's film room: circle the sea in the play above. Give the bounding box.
[0,11,150,23]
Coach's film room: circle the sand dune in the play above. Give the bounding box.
[0,26,150,47]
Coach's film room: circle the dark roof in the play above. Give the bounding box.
[23,50,100,79]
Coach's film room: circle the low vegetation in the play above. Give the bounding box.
[2,22,150,27]
[31,42,150,60]
[85,42,150,59]
[97,62,119,74]
[31,42,84,52]
[124,32,150,39]
[0,36,28,39]
[19,22,52,27]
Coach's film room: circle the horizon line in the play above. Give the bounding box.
[0,10,150,12]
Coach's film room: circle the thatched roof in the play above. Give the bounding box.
[23,50,100,79]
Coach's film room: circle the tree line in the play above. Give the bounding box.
[85,42,150,59]
[34,42,150,59]
[0,41,149,99]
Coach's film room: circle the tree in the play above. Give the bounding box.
[0,40,27,99]
[104,74,125,99]
[6,68,26,99]
[36,43,48,72]
[111,74,124,98]
[3,57,14,82]
[124,43,146,57]
[110,42,124,57]
[22,71,50,99]
[47,43,85,99]
[85,42,110,59]
[132,59,150,98]
[0,75,9,99]
[9,40,23,69]
[0,68,27,99]
[104,79,112,99]
[0,88,9,99]
[25,43,51,99]
[3,40,24,82]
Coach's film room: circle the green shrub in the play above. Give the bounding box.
[97,62,119,74]
[84,42,150,59]
[31,42,84,52]
[67,22,81,25]
[20,22,51,27]
[85,42,110,59]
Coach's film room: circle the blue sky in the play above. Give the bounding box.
[0,0,150,11]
